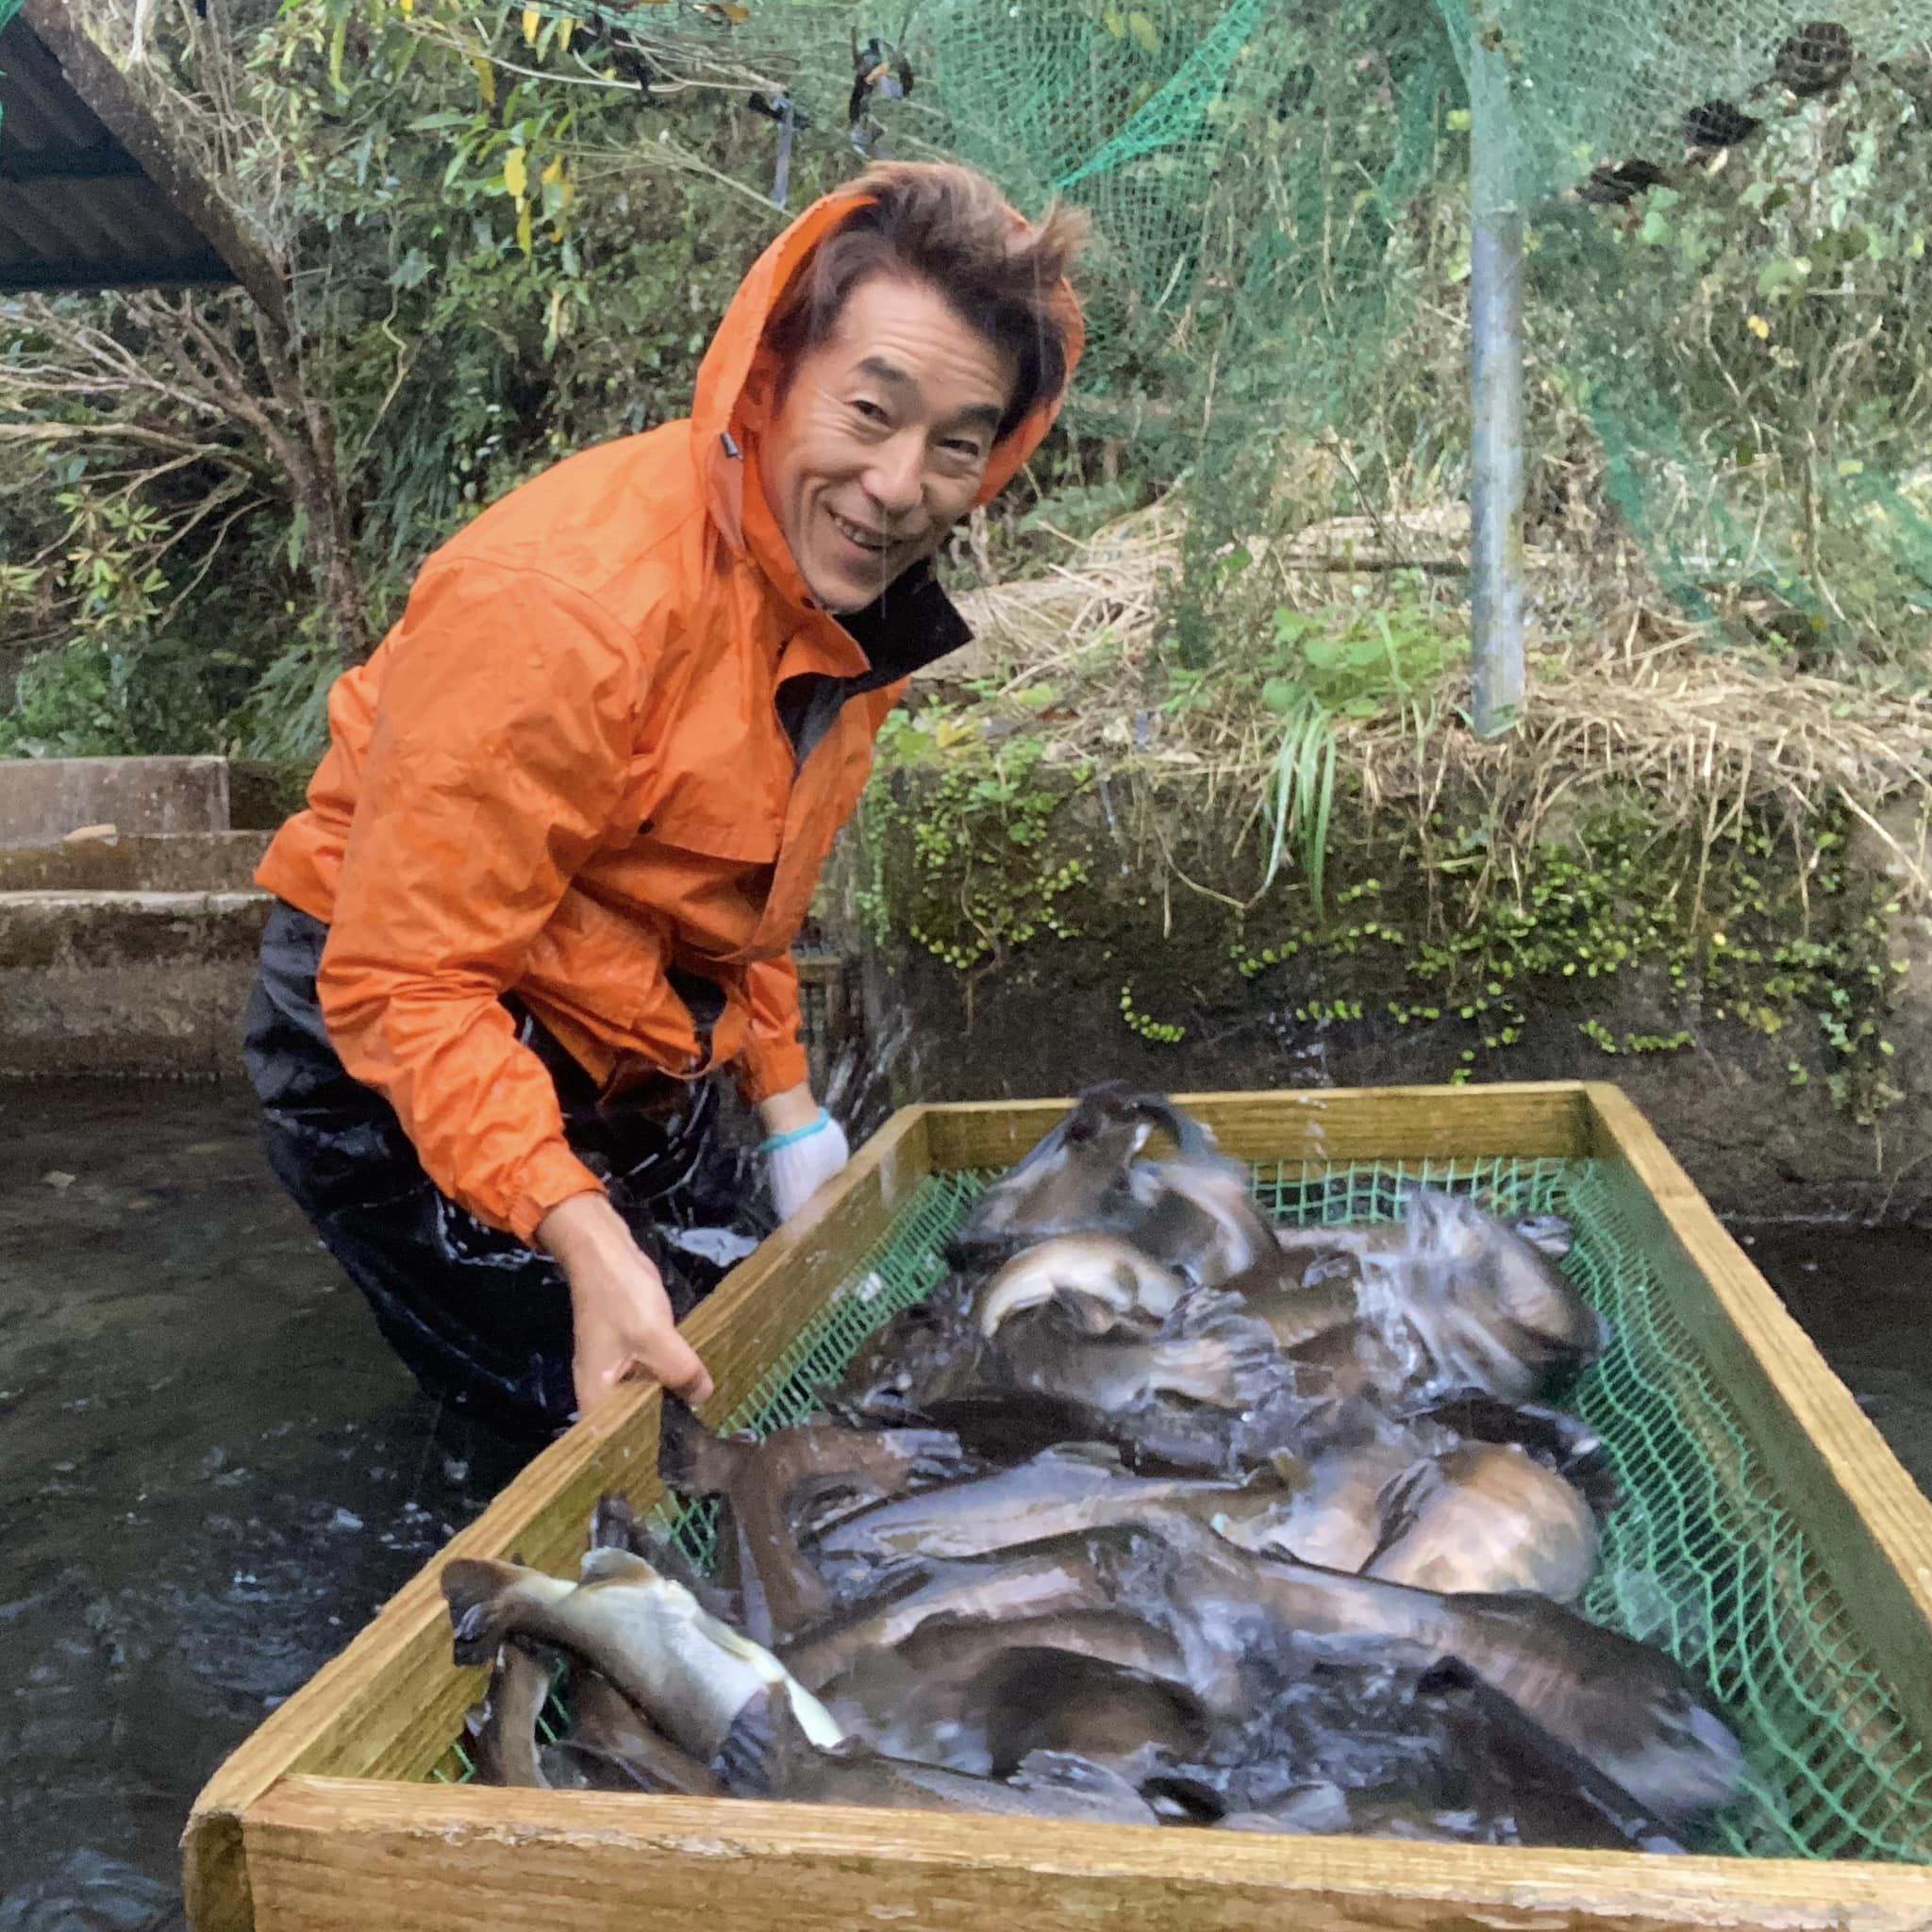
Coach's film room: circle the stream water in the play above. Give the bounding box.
[0,1079,1927,1926]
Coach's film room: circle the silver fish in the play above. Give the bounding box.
[947,1084,1156,1259]
[656,1400,970,1645]
[1351,1190,1607,1406]
[555,1668,725,1797]
[1364,1442,1600,1603]
[1216,1435,1421,1572]
[1122,1147,1277,1291]
[1157,1519,1741,1824]
[810,1444,1262,1570]
[974,1235,1185,1338]
[963,1646,1210,1781]
[994,1291,1287,1415]
[760,1689,1160,1823]
[441,1546,844,1765]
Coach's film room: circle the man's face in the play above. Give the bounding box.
[761,273,1017,615]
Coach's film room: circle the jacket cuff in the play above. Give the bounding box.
[508,1144,608,1248]
[735,1036,810,1108]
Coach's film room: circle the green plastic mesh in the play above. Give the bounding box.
[541,0,1932,660]
[429,1153,1932,1863]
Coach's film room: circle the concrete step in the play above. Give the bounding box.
[0,755,230,846]
[0,889,269,1078]
[0,831,272,894]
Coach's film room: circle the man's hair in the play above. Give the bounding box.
[764,161,1088,442]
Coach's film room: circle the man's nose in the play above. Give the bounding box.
[862,432,924,519]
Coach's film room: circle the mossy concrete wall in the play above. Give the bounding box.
[0,829,274,1079]
[830,770,1932,1224]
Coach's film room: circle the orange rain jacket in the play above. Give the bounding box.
[256,186,1082,1246]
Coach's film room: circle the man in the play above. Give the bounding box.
[242,161,1087,1440]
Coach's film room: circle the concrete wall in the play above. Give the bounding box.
[0,891,270,1078]
[0,757,229,846]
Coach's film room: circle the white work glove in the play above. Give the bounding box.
[763,1109,850,1223]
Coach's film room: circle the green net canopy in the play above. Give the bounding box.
[669,0,1932,660]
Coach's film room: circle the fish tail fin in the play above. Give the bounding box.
[714,1683,829,1799]
[589,1492,641,1552]
[657,1394,740,1499]
[441,1557,524,1667]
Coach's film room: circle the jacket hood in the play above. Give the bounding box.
[690,181,1085,567]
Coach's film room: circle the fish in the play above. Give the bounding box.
[813,1607,1221,1769]
[462,1638,557,1788]
[1399,1393,1623,1520]
[1204,1666,1686,1852]
[1147,1518,1742,1823]
[589,1491,741,1623]
[1228,1265,1365,1351]
[552,1667,726,1797]
[657,1398,972,1644]
[962,1646,1211,1781]
[974,1235,1185,1337]
[1214,1434,1421,1573]
[783,1524,1189,1695]
[945,1084,1157,1262]
[1121,1144,1278,1291]
[896,1388,1273,1479]
[759,1688,1161,1823]
[1357,1189,1607,1406]
[441,1546,845,1768]
[808,1443,1266,1575]
[835,1294,983,1413]
[992,1290,1288,1416]
[1364,1442,1600,1602]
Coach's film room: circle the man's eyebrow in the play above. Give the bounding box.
[952,401,1005,433]
[856,355,914,390]
[854,356,1003,434]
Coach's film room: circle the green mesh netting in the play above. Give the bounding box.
[429,1154,1932,1864]
[542,0,1932,660]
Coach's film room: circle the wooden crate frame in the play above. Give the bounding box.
[184,1081,1932,1932]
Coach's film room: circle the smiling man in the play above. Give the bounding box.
[242,162,1086,1441]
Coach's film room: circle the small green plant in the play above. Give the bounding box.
[1260,686,1337,903]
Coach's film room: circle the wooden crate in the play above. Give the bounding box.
[184,1082,1932,1932]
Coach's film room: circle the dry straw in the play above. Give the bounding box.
[941,501,1932,907]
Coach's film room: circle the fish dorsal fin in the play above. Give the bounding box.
[579,1545,659,1586]
[1362,1456,1445,1567]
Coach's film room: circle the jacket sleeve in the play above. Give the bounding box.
[315,559,643,1244]
[735,951,810,1106]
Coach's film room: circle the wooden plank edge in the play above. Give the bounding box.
[242,1775,1932,1932]
[183,1104,937,1929]
[924,1080,1595,1170]
[1582,1081,1932,1737]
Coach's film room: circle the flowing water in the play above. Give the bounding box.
[0,1080,1927,1924]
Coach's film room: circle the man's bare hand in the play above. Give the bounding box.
[539,1192,714,1418]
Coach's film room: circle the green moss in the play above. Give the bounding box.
[855,758,1907,1121]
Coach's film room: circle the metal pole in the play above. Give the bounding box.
[1468,29,1526,739]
